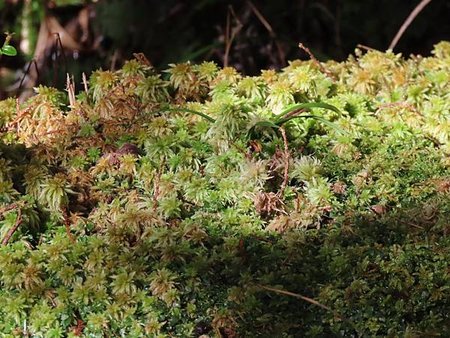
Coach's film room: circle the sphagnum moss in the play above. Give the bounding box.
[0,43,449,337]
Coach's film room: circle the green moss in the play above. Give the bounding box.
[0,44,449,336]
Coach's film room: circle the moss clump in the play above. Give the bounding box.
[0,43,449,337]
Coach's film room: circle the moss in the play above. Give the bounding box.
[0,44,449,336]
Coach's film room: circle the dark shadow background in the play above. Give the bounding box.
[1,0,450,98]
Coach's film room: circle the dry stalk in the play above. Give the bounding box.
[256,284,356,328]
[224,5,243,67]
[298,43,336,81]
[389,0,433,50]
[62,207,76,243]
[66,74,76,108]
[152,162,165,213]
[50,33,68,87]
[0,203,19,215]
[282,108,306,121]
[133,52,152,67]
[82,72,89,97]
[110,49,119,71]
[247,0,285,66]
[2,209,23,245]
[356,44,378,52]
[257,284,334,312]
[278,126,290,196]
[19,59,40,90]
[376,101,420,115]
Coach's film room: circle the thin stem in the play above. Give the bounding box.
[0,203,19,215]
[161,107,215,123]
[256,284,358,331]
[223,5,243,67]
[298,43,336,81]
[2,209,23,245]
[19,59,40,90]
[62,207,76,243]
[278,127,290,196]
[247,0,285,66]
[389,0,432,50]
[257,284,333,312]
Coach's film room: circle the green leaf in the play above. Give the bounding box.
[272,101,346,134]
[247,120,279,139]
[160,106,216,123]
[275,102,341,123]
[276,114,346,134]
[0,44,17,56]
[251,120,279,130]
[247,102,345,139]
